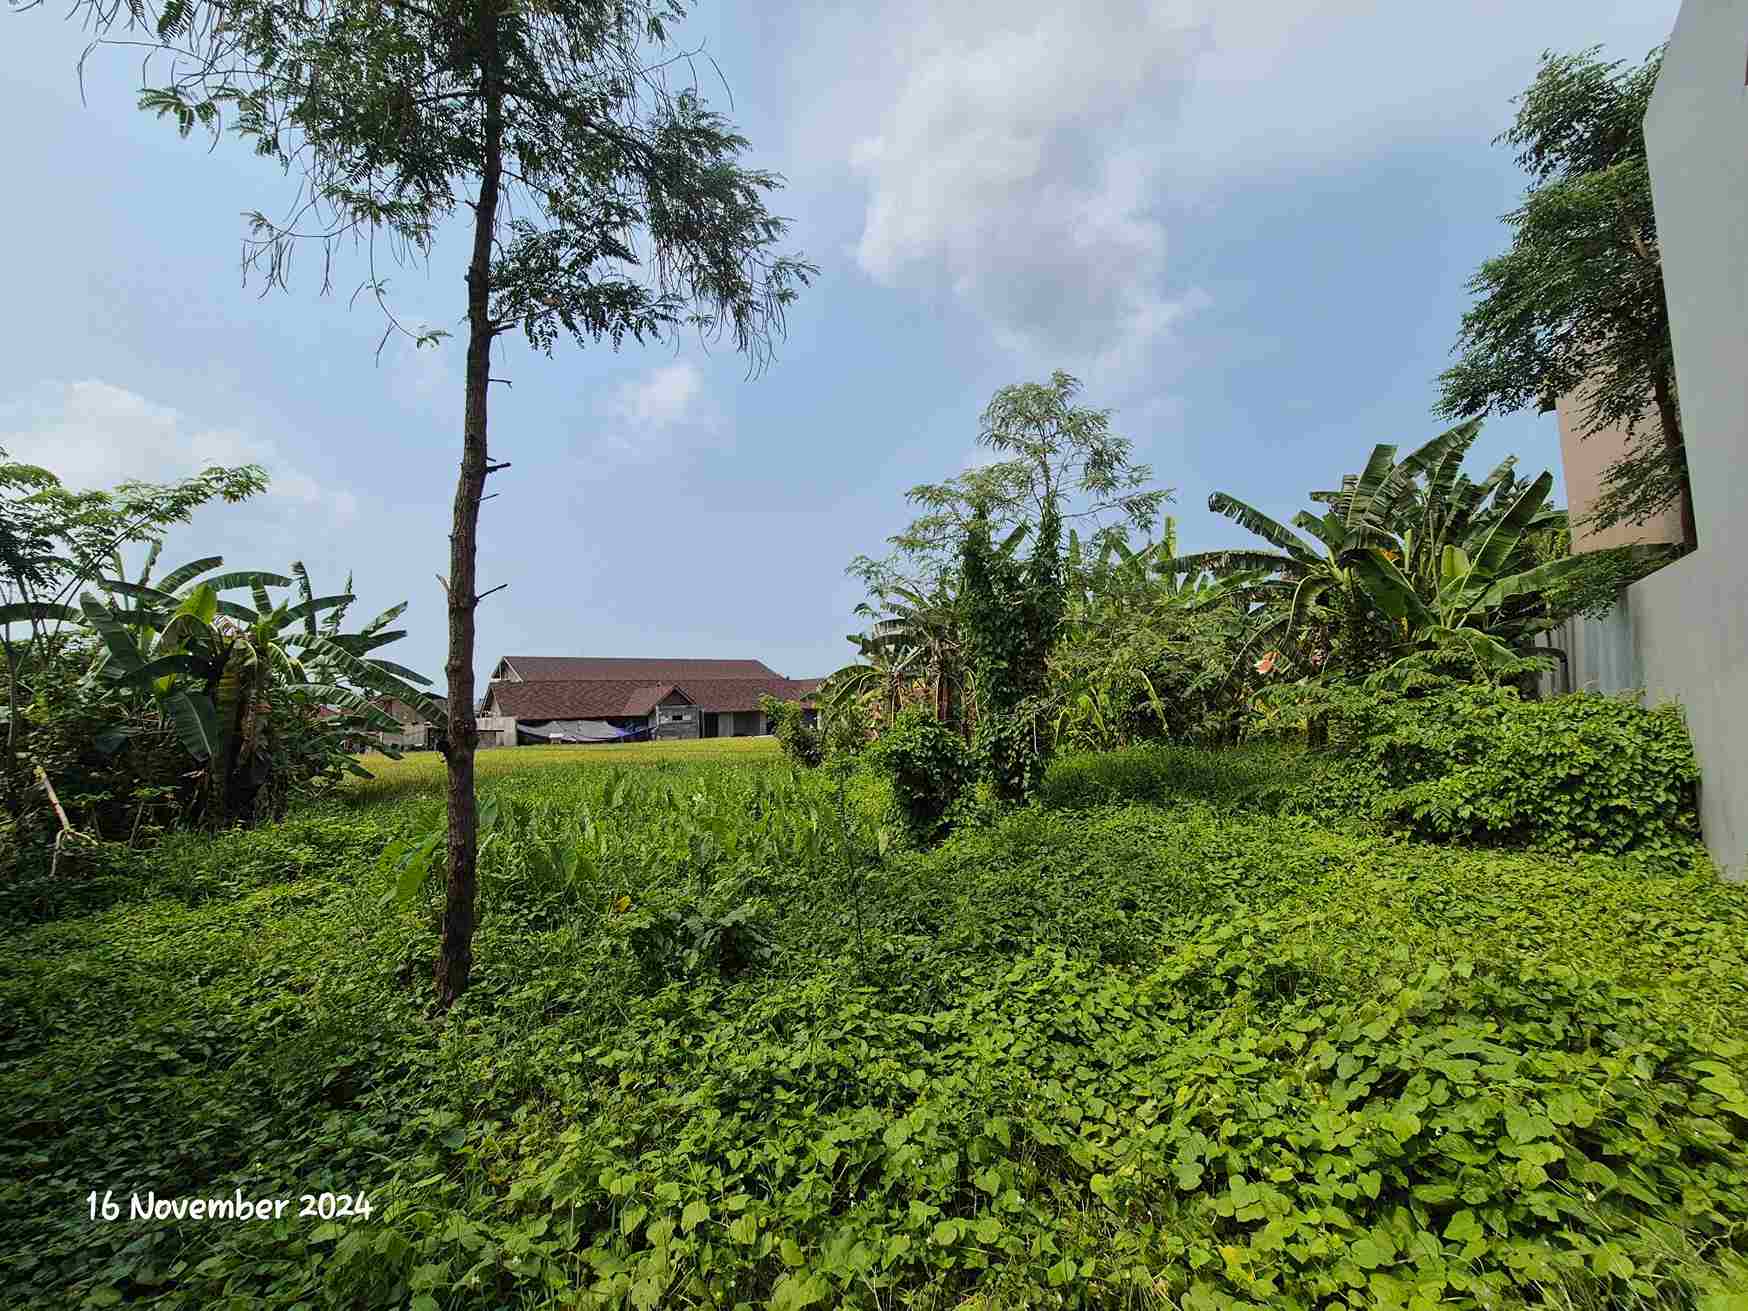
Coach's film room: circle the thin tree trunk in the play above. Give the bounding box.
[2,631,21,822]
[434,10,503,1010]
[1650,366,1697,552]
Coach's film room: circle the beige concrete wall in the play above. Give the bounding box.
[1553,391,1685,552]
[1638,0,1748,878]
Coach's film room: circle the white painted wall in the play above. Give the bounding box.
[1638,0,1748,876]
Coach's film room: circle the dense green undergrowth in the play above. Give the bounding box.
[1041,686,1705,871]
[3,745,1747,1310]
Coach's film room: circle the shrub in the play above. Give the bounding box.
[867,706,973,841]
[759,695,822,768]
[1258,679,1703,867]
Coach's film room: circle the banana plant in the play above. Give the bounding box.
[1349,470,1662,674]
[76,558,439,822]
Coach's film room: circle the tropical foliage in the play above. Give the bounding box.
[1,453,437,864]
[1180,420,1660,685]
[1438,45,1694,548]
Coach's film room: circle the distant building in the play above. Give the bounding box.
[368,693,448,751]
[476,656,822,747]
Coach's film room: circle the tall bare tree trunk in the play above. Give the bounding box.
[1650,367,1697,553]
[434,9,503,1010]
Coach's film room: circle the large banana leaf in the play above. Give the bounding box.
[157,555,225,595]
[130,653,209,684]
[99,578,176,605]
[1171,548,1303,578]
[1341,444,1400,527]
[1350,551,1435,629]
[293,684,402,732]
[292,634,449,727]
[282,594,354,627]
[163,688,222,761]
[0,601,80,627]
[1366,420,1483,533]
[198,570,292,594]
[79,594,147,675]
[326,629,407,656]
[360,600,407,636]
[1467,471,1553,581]
[176,584,219,626]
[154,609,216,661]
[212,640,259,772]
[136,540,163,593]
[364,658,433,686]
[1286,572,1335,639]
[1471,554,1605,613]
[290,561,318,637]
[1206,493,1319,563]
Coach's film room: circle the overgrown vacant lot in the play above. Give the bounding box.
[4,743,1748,1309]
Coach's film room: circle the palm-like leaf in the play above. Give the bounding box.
[157,556,226,594]
[0,601,80,627]
[293,633,449,727]
[162,688,222,761]
[1468,471,1553,581]
[1206,493,1318,563]
[194,570,292,594]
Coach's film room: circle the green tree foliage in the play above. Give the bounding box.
[961,499,1061,802]
[758,695,821,769]
[888,371,1167,570]
[1048,519,1253,750]
[52,0,814,1005]
[865,705,972,842]
[1437,46,1694,549]
[851,372,1165,799]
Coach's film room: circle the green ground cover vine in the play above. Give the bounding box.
[2,739,1745,1309]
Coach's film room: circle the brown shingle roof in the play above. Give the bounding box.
[500,656,783,682]
[485,676,818,721]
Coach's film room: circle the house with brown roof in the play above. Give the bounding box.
[477,656,822,746]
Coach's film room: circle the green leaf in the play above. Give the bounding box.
[0,601,81,627]
[162,688,222,761]
[157,555,225,594]
[80,593,147,674]
[1443,1210,1482,1242]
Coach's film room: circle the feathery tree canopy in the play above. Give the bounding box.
[1436,46,1694,551]
[38,0,813,1004]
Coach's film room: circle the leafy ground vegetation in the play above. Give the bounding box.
[5,741,1747,1310]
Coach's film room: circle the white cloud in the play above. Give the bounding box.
[801,0,1673,378]
[845,0,1204,377]
[0,379,357,519]
[595,361,718,461]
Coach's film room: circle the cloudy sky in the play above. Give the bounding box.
[2,1,1677,686]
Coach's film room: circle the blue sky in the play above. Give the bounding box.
[1,0,1678,686]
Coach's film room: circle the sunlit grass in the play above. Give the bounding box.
[343,735,784,804]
